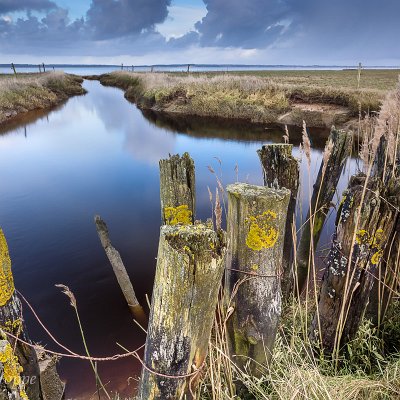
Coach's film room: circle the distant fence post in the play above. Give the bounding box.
[138,223,226,399]
[225,183,290,374]
[10,63,17,77]
[257,144,299,298]
[0,228,42,399]
[159,153,196,225]
[38,64,42,73]
[311,174,400,352]
[296,128,352,292]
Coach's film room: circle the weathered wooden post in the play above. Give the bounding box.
[367,214,400,326]
[257,144,299,297]
[159,153,195,225]
[94,215,146,323]
[10,63,17,77]
[138,223,226,399]
[296,128,352,292]
[225,183,290,374]
[0,228,42,399]
[38,65,42,74]
[310,175,400,352]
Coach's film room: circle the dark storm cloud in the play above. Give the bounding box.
[0,0,170,55]
[0,0,56,14]
[0,0,399,62]
[192,0,400,60]
[86,0,171,40]
[195,0,288,48]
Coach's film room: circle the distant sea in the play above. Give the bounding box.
[1,64,399,75]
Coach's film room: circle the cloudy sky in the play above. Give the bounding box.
[0,0,399,65]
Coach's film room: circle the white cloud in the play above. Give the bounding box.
[156,4,206,39]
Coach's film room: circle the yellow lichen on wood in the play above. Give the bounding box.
[245,210,279,251]
[0,228,15,306]
[0,341,27,399]
[163,205,192,225]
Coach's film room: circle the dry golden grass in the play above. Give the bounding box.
[100,71,399,126]
[0,72,85,124]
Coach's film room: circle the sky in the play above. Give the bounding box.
[0,0,399,66]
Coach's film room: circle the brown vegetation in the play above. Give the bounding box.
[0,72,85,125]
[98,70,399,128]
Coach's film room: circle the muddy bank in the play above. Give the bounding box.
[92,72,366,130]
[0,73,86,126]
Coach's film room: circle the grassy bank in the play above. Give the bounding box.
[0,72,86,125]
[98,69,399,128]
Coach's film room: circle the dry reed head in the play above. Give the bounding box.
[55,284,77,308]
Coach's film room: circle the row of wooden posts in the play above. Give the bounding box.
[136,126,399,398]
[1,127,399,399]
[8,63,49,77]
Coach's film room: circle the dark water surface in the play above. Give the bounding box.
[0,80,355,399]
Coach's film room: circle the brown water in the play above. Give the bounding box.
[0,80,356,399]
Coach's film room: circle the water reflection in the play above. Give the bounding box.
[0,80,355,399]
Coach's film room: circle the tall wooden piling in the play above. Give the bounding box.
[257,144,299,297]
[296,128,352,292]
[0,228,42,399]
[159,153,195,225]
[225,183,290,374]
[138,224,226,399]
[310,175,400,352]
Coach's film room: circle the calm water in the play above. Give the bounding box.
[0,80,355,398]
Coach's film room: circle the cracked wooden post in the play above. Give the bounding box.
[138,224,226,399]
[159,153,195,225]
[296,127,352,292]
[366,213,400,326]
[0,228,42,400]
[225,183,290,375]
[257,144,299,298]
[310,175,400,352]
[94,215,146,324]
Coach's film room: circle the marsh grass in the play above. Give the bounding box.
[100,70,396,125]
[0,72,85,124]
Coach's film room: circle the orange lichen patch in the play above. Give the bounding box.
[355,228,386,265]
[164,205,192,225]
[356,229,369,245]
[0,341,25,392]
[371,250,383,265]
[0,228,14,306]
[2,319,23,334]
[246,211,279,251]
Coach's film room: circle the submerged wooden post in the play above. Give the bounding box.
[94,215,146,323]
[0,228,42,400]
[296,128,352,292]
[310,175,400,352]
[257,144,299,297]
[159,153,195,225]
[138,224,226,399]
[225,183,290,374]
